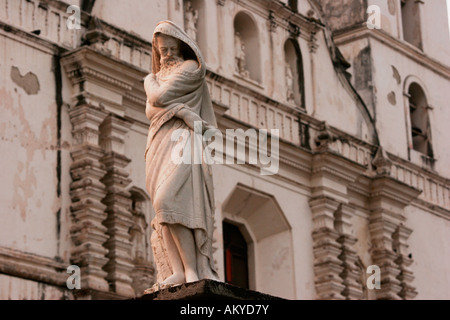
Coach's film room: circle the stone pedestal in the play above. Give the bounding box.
[136,280,282,300]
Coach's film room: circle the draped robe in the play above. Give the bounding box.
[144,21,218,282]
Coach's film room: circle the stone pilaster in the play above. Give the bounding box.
[335,204,364,300]
[309,148,366,300]
[309,196,345,300]
[368,211,402,299]
[99,115,135,297]
[393,225,417,299]
[69,103,109,293]
[368,176,421,300]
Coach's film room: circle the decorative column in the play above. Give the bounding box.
[69,103,109,293]
[335,204,364,299]
[394,224,417,299]
[368,176,420,300]
[309,196,345,300]
[369,147,420,300]
[310,127,366,299]
[99,114,135,297]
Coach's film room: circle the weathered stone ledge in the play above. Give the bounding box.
[135,279,284,300]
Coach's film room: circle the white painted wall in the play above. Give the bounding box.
[407,205,450,299]
[91,0,170,43]
[0,35,61,259]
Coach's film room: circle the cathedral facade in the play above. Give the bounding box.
[0,0,449,299]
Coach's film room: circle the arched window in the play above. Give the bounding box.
[284,38,304,108]
[223,221,249,289]
[234,11,261,83]
[407,83,433,157]
[401,0,423,50]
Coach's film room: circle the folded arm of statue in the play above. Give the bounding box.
[145,60,199,108]
[174,107,217,133]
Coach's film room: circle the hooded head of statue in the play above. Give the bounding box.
[152,20,203,77]
[148,20,217,129]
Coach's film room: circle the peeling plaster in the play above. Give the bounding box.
[10,66,40,95]
[392,65,401,84]
[387,0,396,16]
[0,87,58,222]
[387,91,396,105]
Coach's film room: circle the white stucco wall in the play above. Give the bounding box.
[407,205,450,299]
[0,35,61,258]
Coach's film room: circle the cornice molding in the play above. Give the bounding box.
[311,151,367,183]
[0,21,62,55]
[67,66,133,91]
[0,246,68,288]
[370,175,422,208]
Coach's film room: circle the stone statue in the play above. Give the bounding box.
[285,62,295,104]
[234,32,249,77]
[143,20,219,292]
[184,1,198,42]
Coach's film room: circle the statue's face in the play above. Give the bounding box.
[157,35,182,63]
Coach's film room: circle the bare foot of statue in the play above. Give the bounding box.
[161,272,185,286]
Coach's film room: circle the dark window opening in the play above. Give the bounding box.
[288,0,298,12]
[408,83,433,157]
[401,0,423,50]
[223,222,249,289]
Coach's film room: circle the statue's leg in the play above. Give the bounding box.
[167,224,199,283]
[160,224,186,285]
